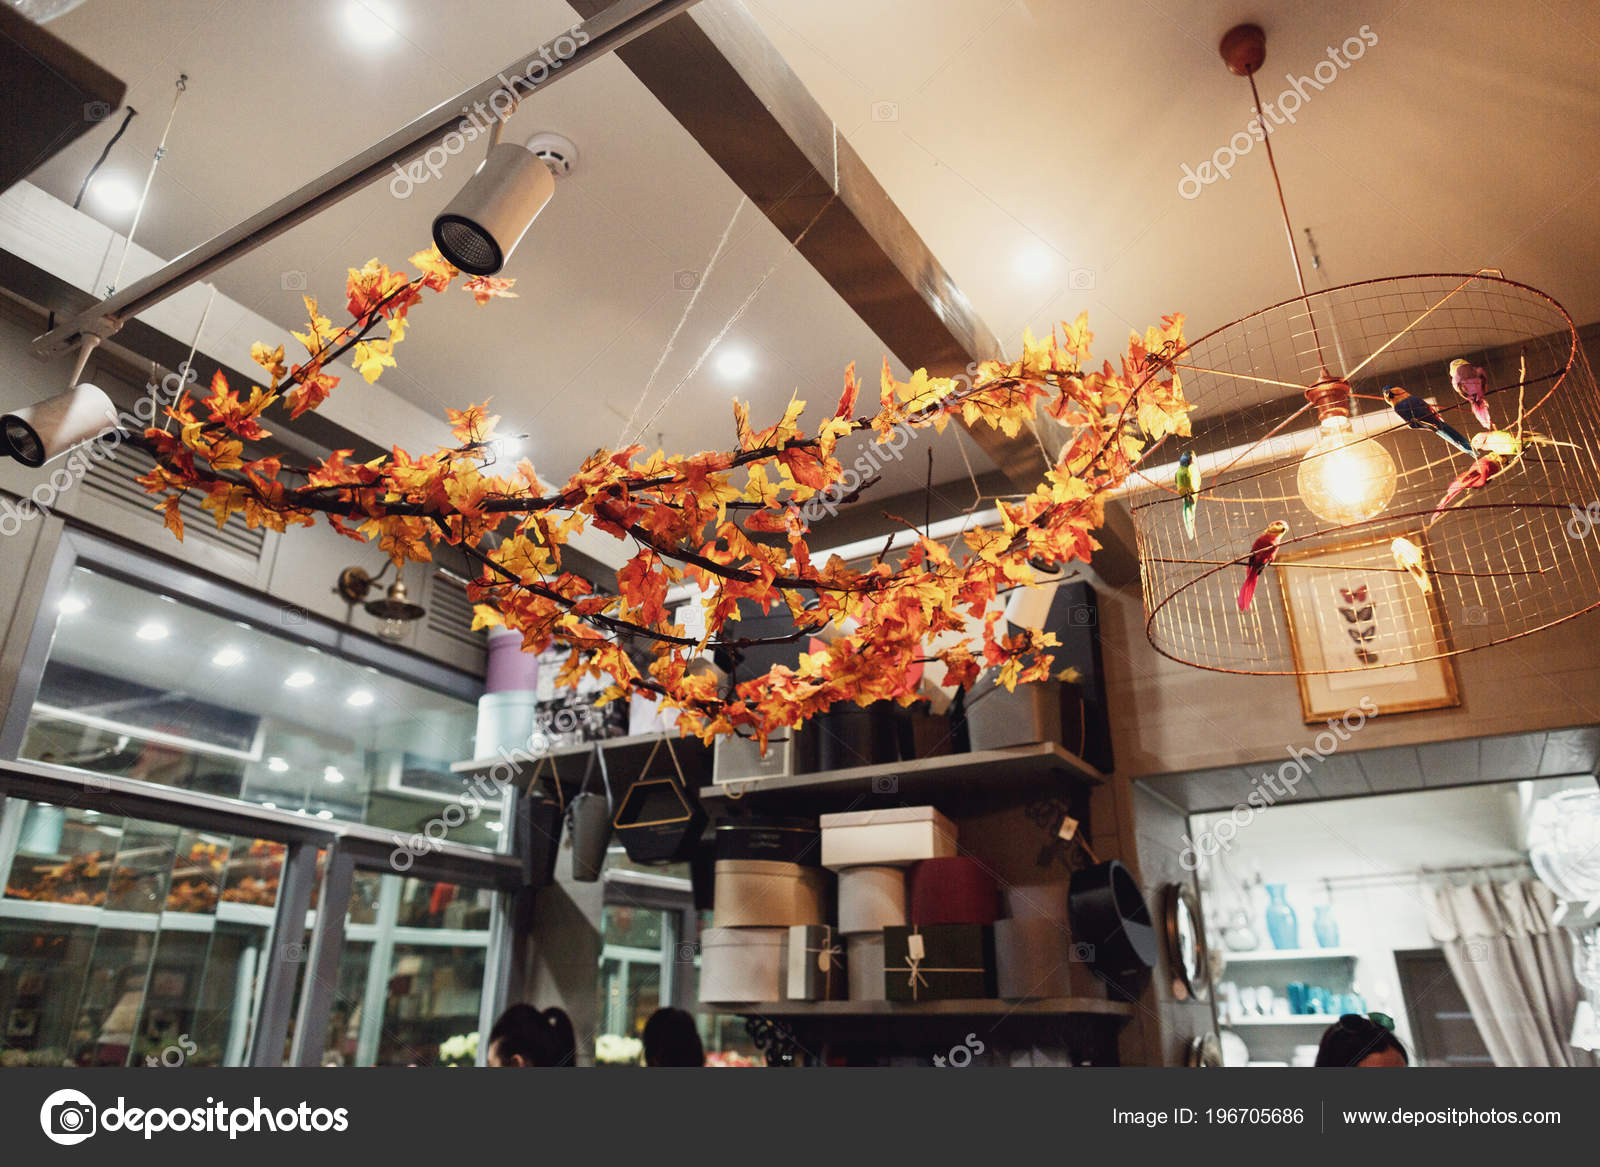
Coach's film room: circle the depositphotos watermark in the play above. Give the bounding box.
[1567,501,1600,539]
[388,24,590,199]
[1178,24,1378,200]
[1,362,196,538]
[1180,696,1378,870]
[39,1088,349,1145]
[390,743,533,870]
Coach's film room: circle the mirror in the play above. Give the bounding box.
[1164,882,1209,1002]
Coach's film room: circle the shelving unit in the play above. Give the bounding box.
[700,742,1103,810]
[1223,948,1358,964]
[704,997,1134,1019]
[1226,1015,1343,1028]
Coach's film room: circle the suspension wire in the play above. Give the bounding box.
[108,74,188,296]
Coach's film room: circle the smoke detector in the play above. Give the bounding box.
[524,132,579,177]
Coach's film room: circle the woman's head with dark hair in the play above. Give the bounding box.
[642,1007,705,1067]
[487,1004,577,1067]
[1315,1013,1409,1067]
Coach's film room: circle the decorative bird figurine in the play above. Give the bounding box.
[1237,519,1289,612]
[1428,454,1503,526]
[1382,386,1475,456]
[1175,450,1200,541]
[1470,428,1578,459]
[1448,359,1493,430]
[1390,536,1432,595]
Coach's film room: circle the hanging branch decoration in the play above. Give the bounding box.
[136,246,1192,746]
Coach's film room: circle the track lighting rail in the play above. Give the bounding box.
[31,0,698,359]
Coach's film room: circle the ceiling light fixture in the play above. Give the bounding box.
[1014,243,1054,284]
[316,809,334,819]
[714,348,753,381]
[211,646,245,667]
[57,596,86,615]
[135,621,169,641]
[91,175,141,217]
[284,671,314,689]
[267,757,289,772]
[431,130,575,276]
[2,339,121,468]
[323,766,345,784]
[347,689,374,707]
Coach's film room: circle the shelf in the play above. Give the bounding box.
[1222,948,1359,964]
[1224,1016,1341,1027]
[699,742,1103,808]
[702,997,1133,1019]
[451,732,709,775]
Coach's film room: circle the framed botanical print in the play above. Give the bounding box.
[1278,530,1460,723]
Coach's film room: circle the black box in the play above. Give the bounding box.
[882,924,996,1002]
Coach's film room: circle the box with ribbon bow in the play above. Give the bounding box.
[785,924,847,1000]
[882,924,996,1002]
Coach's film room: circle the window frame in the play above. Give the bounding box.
[0,529,518,1066]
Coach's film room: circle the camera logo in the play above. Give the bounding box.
[40,1088,97,1145]
[870,774,899,795]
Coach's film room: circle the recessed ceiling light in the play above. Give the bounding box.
[212,647,245,667]
[91,176,140,216]
[342,0,399,44]
[323,766,345,784]
[57,596,86,615]
[346,689,374,708]
[714,348,753,381]
[136,621,169,641]
[284,671,314,688]
[267,757,289,773]
[1015,243,1054,283]
[315,810,334,820]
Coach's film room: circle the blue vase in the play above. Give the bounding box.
[1313,904,1340,948]
[1265,884,1299,950]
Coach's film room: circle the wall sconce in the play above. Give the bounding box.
[337,562,427,643]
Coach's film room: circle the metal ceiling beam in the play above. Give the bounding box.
[31,0,699,359]
[568,0,1141,584]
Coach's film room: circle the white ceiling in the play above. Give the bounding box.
[746,0,1600,353]
[18,0,1600,509]
[20,0,992,498]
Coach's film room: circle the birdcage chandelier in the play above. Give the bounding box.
[1125,25,1600,677]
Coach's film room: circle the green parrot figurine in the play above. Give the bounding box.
[1175,450,1200,541]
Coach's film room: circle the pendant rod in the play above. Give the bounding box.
[1245,70,1331,379]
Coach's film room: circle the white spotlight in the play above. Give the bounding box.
[431,144,555,275]
[1,383,120,467]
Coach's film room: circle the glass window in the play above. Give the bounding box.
[20,566,498,843]
[0,802,286,1066]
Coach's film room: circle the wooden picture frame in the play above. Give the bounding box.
[1277,530,1460,723]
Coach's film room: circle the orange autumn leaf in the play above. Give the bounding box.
[461,275,518,305]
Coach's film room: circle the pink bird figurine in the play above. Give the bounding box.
[1429,454,1502,526]
[1449,359,1492,430]
[1237,520,1289,612]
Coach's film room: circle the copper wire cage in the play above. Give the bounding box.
[1126,270,1600,675]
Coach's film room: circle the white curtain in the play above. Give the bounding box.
[1424,879,1595,1067]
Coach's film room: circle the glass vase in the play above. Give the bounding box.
[1313,904,1340,948]
[1265,883,1299,950]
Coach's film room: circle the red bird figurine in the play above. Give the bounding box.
[1237,520,1289,612]
[1429,454,1502,526]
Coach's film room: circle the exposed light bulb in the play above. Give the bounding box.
[1297,414,1397,525]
